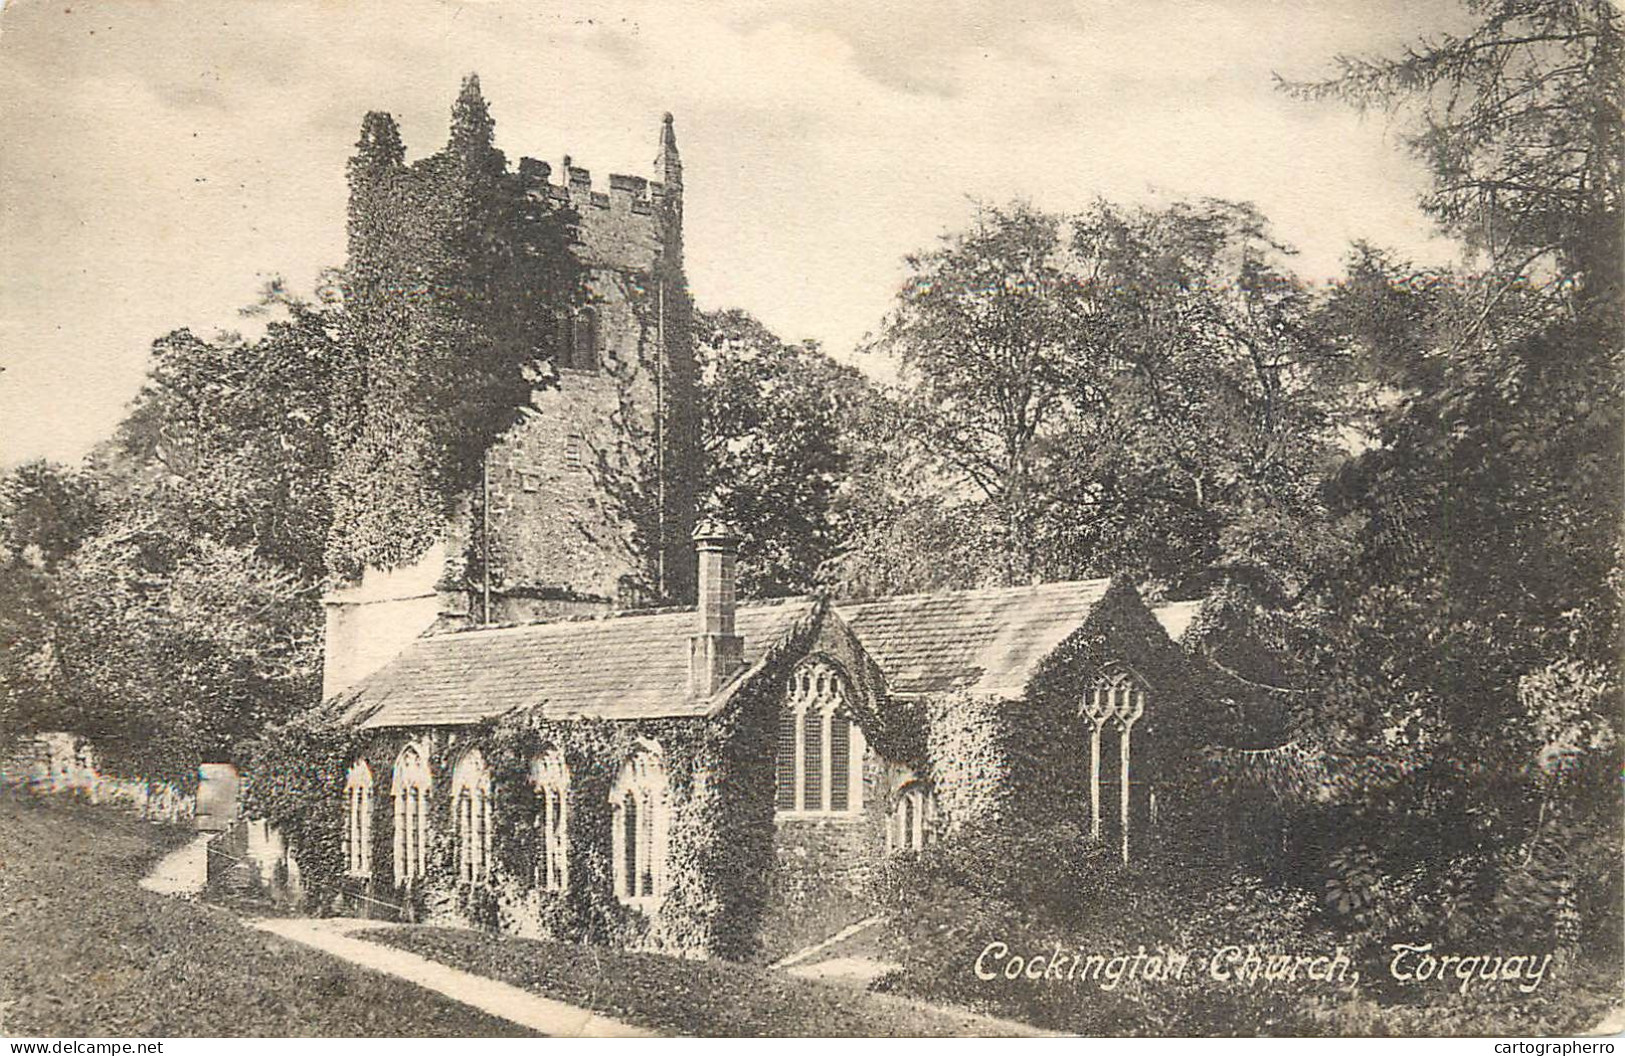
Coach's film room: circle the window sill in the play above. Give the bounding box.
[617,893,663,913]
[775,811,866,825]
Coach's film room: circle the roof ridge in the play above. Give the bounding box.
[831,576,1113,610]
[421,594,820,640]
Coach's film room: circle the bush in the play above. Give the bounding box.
[867,820,1620,1036]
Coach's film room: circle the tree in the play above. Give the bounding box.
[1285,0,1620,335]
[1289,0,1621,679]
[1045,199,1357,604]
[1275,0,1623,948]
[1287,0,1622,742]
[824,402,1003,598]
[868,203,1087,583]
[696,309,867,597]
[865,199,1355,605]
[31,289,342,781]
[111,289,340,580]
[0,462,101,747]
[54,526,321,784]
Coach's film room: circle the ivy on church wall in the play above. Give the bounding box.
[922,691,1008,828]
[240,587,1204,955]
[244,604,824,959]
[870,580,1206,848]
[328,80,584,582]
[236,705,373,910]
[1020,579,1208,834]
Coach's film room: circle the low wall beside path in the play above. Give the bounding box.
[1,730,196,824]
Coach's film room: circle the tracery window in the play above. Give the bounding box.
[344,759,374,878]
[610,744,669,908]
[775,659,865,815]
[391,745,432,885]
[888,782,938,854]
[530,748,570,893]
[1080,664,1149,864]
[450,749,494,886]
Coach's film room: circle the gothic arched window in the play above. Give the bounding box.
[776,659,865,815]
[344,759,374,878]
[391,745,432,885]
[888,782,938,854]
[1080,664,1149,864]
[610,744,668,907]
[530,748,570,893]
[450,749,494,886]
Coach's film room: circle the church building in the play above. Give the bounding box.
[259,86,1218,962]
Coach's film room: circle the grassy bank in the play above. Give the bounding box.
[363,924,1040,1036]
[0,790,535,1036]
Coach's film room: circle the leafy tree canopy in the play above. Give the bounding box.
[697,308,868,597]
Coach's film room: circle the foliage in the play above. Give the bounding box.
[871,823,1335,1036]
[0,462,102,745]
[236,702,368,907]
[1,293,338,783]
[1051,200,1359,603]
[696,309,867,597]
[329,75,582,579]
[860,198,1356,603]
[112,294,340,581]
[1283,0,1621,318]
[1272,0,1623,939]
[872,820,1616,1036]
[56,534,322,787]
[865,203,1089,584]
[824,387,1002,597]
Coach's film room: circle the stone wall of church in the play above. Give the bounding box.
[469,371,650,611]
[757,742,893,962]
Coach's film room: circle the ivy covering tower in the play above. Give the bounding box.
[324,77,699,698]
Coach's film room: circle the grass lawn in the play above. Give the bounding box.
[363,925,1042,1036]
[0,790,535,1037]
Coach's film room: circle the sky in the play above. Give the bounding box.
[0,0,1471,466]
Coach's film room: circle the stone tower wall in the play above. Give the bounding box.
[324,100,699,697]
[455,154,697,619]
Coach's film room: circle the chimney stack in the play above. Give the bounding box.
[689,520,743,697]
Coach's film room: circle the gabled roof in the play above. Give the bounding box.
[342,577,1200,730]
[345,599,814,729]
[833,579,1114,698]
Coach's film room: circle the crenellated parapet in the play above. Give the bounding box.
[326,83,699,703]
[519,156,675,220]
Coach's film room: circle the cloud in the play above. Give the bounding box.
[1,0,1469,465]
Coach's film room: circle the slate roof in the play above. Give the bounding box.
[833,579,1114,698]
[344,577,1197,730]
[346,599,814,729]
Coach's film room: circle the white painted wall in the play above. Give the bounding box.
[321,542,452,700]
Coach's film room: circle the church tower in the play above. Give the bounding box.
[322,84,699,700]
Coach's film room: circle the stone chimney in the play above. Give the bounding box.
[689,520,744,697]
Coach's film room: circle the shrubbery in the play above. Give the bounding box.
[869,817,1620,1036]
